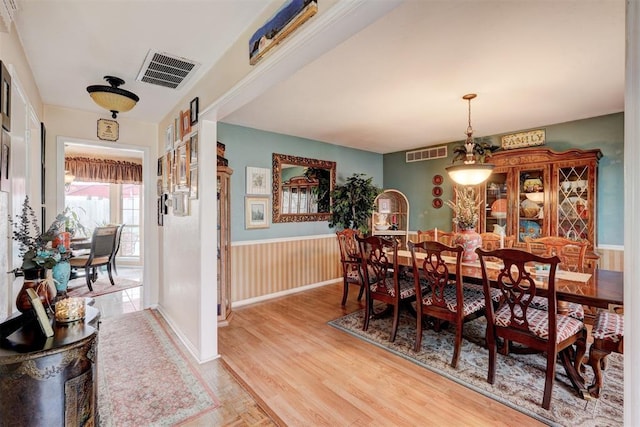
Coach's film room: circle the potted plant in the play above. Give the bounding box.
[446,187,482,262]
[329,173,380,234]
[63,206,89,237]
[9,197,73,310]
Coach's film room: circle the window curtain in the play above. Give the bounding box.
[65,157,142,184]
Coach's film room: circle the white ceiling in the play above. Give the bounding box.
[13,0,624,154]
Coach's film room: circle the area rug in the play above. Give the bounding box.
[329,309,622,427]
[66,277,141,298]
[98,309,220,426]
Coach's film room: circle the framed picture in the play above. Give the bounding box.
[180,109,191,137]
[190,97,199,125]
[246,166,270,195]
[189,167,198,199]
[157,197,164,226]
[157,157,163,177]
[190,132,198,166]
[165,123,174,152]
[245,196,270,229]
[378,198,391,214]
[157,178,163,197]
[173,191,190,216]
[175,141,190,189]
[1,136,10,191]
[163,151,172,192]
[174,116,181,142]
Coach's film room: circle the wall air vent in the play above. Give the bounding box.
[136,50,200,90]
[406,145,448,163]
[0,0,18,33]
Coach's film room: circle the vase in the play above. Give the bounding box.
[52,260,71,294]
[453,228,482,263]
[15,268,56,313]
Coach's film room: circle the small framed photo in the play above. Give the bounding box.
[165,123,174,152]
[173,191,190,216]
[180,109,191,137]
[174,116,181,142]
[190,132,198,166]
[190,97,199,125]
[157,157,163,176]
[246,167,270,195]
[157,178,162,197]
[189,167,198,199]
[245,196,270,229]
[163,151,173,192]
[378,198,391,214]
[157,197,164,226]
[175,141,190,189]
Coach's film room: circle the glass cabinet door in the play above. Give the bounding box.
[484,172,508,235]
[518,168,546,244]
[557,165,590,240]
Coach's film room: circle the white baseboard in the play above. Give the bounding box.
[233,278,341,308]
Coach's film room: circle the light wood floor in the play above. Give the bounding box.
[219,282,545,427]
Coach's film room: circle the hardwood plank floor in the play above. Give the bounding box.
[219,282,544,426]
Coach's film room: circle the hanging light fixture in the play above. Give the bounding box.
[445,93,494,186]
[64,170,75,191]
[87,76,139,119]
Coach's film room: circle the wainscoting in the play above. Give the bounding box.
[596,246,624,272]
[231,234,341,304]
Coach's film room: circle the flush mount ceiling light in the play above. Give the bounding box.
[86,76,139,119]
[445,93,494,186]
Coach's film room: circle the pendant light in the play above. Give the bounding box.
[87,76,139,119]
[445,94,494,186]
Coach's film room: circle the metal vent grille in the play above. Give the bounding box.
[0,0,18,33]
[406,146,448,163]
[136,50,200,90]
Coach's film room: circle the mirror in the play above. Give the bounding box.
[272,153,336,223]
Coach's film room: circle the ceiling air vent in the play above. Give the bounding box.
[406,145,448,163]
[0,0,18,33]
[136,50,200,90]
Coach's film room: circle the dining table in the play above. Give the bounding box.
[393,248,624,400]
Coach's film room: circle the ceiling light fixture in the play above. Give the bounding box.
[86,76,139,119]
[445,93,494,186]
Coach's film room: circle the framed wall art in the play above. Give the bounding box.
[165,123,174,152]
[189,167,198,199]
[190,97,199,125]
[174,116,181,142]
[378,198,391,214]
[175,141,190,190]
[180,109,191,137]
[246,166,270,195]
[245,196,270,229]
[190,133,198,166]
[173,191,190,216]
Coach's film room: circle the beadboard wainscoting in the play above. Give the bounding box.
[597,245,624,272]
[231,234,341,305]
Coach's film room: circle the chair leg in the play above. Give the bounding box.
[390,303,400,342]
[587,345,610,398]
[363,292,371,332]
[107,263,116,286]
[414,308,424,352]
[111,258,118,276]
[451,321,463,369]
[542,350,557,410]
[85,267,93,292]
[357,283,364,301]
[341,279,349,306]
[486,329,497,385]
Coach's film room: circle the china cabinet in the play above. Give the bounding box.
[475,147,601,264]
[371,189,410,248]
[217,166,233,325]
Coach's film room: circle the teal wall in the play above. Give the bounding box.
[383,113,624,246]
[218,123,384,241]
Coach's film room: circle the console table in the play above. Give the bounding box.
[0,304,99,426]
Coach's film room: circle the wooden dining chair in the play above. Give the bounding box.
[357,235,416,342]
[416,229,454,246]
[476,247,587,410]
[408,240,485,368]
[109,223,126,276]
[69,225,119,291]
[336,228,365,305]
[524,236,588,272]
[479,232,515,251]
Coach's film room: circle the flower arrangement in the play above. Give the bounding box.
[9,196,71,273]
[446,187,482,230]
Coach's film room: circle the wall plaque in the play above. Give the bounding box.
[501,129,545,150]
[97,119,119,141]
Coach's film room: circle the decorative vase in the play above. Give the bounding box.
[15,268,56,313]
[52,260,71,294]
[453,228,482,263]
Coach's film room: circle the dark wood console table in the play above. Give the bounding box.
[0,304,99,426]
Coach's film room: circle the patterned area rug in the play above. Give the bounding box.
[67,277,141,298]
[98,310,220,426]
[329,309,622,426]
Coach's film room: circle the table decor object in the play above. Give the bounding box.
[447,187,482,262]
[54,297,86,323]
